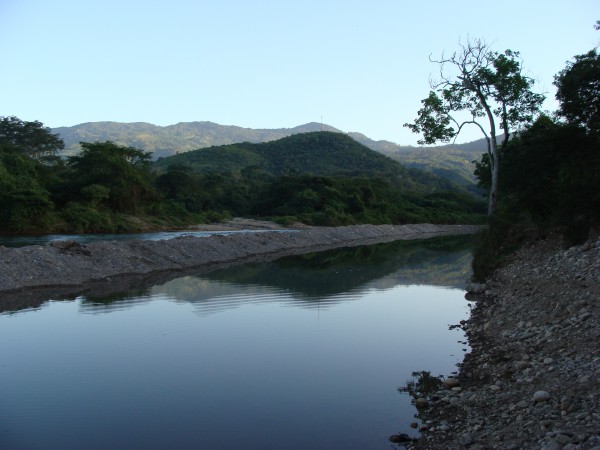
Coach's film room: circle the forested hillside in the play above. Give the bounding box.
[53,121,488,189]
[153,131,462,193]
[53,121,341,158]
[0,119,486,234]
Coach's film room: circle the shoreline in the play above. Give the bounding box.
[409,238,600,449]
[0,223,481,306]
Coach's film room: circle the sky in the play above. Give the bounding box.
[1,0,598,145]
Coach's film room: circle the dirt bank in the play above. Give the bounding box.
[407,238,600,450]
[0,224,480,304]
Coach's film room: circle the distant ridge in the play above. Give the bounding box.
[52,121,489,187]
[53,121,342,159]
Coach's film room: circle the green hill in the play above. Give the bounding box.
[153,131,462,193]
[52,121,490,189]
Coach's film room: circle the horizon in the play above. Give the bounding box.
[2,0,598,146]
[51,119,491,147]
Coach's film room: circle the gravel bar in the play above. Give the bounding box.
[0,223,480,296]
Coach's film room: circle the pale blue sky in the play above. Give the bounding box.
[1,0,598,145]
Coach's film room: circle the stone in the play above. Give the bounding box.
[466,282,487,294]
[458,433,474,446]
[554,434,573,445]
[443,377,460,388]
[415,397,429,408]
[541,441,562,450]
[533,391,551,403]
[50,239,80,250]
[389,433,417,443]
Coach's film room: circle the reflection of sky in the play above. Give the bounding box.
[0,238,474,449]
[0,280,469,450]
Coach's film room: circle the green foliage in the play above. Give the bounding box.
[0,118,486,234]
[0,143,55,232]
[554,49,600,133]
[62,202,114,233]
[472,44,600,279]
[252,175,485,226]
[405,40,544,215]
[67,141,158,213]
[0,116,64,161]
[500,117,600,240]
[154,131,467,195]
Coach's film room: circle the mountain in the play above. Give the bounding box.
[153,131,462,193]
[52,121,489,187]
[53,121,341,159]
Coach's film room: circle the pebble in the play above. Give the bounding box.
[406,238,600,449]
[534,391,551,403]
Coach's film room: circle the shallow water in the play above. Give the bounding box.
[0,228,296,247]
[0,236,473,450]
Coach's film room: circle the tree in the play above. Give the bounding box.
[554,48,600,133]
[67,141,157,212]
[404,39,544,215]
[0,116,64,161]
[0,143,55,231]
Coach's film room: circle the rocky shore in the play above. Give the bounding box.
[0,223,479,307]
[406,237,600,450]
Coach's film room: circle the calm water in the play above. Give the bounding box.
[0,236,473,450]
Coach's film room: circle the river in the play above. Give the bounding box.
[0,235,473,450]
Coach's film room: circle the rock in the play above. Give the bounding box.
[541,441,562,450]
[50,239,80,250]
[406,238,600,449]
[389,433,418,443]
[415,397,429,408]
[466,282,487,294]
[458,433,474,445]
[533,391,551,403]
[443,377,460,388]
[554,434,573,445]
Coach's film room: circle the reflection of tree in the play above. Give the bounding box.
[202,234,474,299]
[1,234,474,315]
[398,370,444,417]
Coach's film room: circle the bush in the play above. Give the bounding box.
[62,202,114,233]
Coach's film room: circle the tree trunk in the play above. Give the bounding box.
[489,146,499,216]
[486,128,501,215]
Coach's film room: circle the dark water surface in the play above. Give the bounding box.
[0,236,473,450]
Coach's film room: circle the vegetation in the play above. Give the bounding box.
[154,131,469,193]
[53,120,489,190]
[405,39,545,215]
[470,38,600,280]
[0,123,485,234]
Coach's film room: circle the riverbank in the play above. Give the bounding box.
[408,237,600,449]
[0,223,480,307]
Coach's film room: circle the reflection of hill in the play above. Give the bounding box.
[206,235,472,292]
[145,235,474,314]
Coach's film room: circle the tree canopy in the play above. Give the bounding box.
[67,141,157,213]
[405,39,544,215]
[0,116,64,161]
[554,48,600,133]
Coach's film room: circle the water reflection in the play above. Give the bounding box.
[0,235,473,450]
[78,235,474,315]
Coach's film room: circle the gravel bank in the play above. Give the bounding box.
[407,238,600,450]
[0,223,479,299]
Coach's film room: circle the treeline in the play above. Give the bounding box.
[0,121,486,234]
[472,48,600,279]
